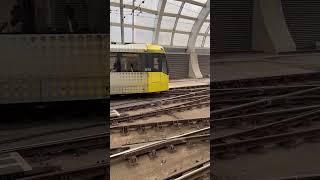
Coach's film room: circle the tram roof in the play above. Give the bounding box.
[110,44,165,54]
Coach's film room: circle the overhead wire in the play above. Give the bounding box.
[110,10,195,25]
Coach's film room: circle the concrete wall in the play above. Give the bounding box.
[189,51,203,79]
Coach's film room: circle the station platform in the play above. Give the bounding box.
[169,78,209,89]
[212,53,320,82]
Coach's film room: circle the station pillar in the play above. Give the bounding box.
[188,50,203,79]
[252,0,296,53]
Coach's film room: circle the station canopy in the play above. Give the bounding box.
[110,0,210,49]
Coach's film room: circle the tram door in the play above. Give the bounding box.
[146,54,168,92]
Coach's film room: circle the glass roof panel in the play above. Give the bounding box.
[135,29,153,43]
[136,0,159,10]
[164,0,182,14]
[160,16,176,30]
[110,6,120,23]
[181,3,202,18]
[123,0,131,5]
[159,32,172,45]
[176,18,194,32]
[199,22,209,34]
[123,8,133,24]
[195,35,204,47]
[124,27,133,43]
[111,26,121,42]
[173,33,189,46]
[110,0,209,48]
[134,12,156,28]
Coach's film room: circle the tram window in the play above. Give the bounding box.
[110,55,119,72]
[145,54,163,72]
[120,53,143,72]
[153,58,160,71]
[162,56,168,74]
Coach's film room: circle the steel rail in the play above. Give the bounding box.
[173,163,210,180]
[213,85,320,100]
[213,104,320,128]
[213,95,320,107]
[111,98,210,124]
[0,122,106,145]
[214,108,320,143]
[163,160,210,180]
[110,117,210,132]
[212,87,320,117]
[110,127,210,155]
[213,84,320,92]
[111,128,209,160]
[212,127,320,155]
[213,72,320,88]
[169,85,209,90]
[117,134,209,160]
[114,93,209,112]
[0,133,108,156]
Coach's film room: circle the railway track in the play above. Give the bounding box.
[214,105,320,130]
[110,85,209,108]
[213,72,320,88]
[113,91,209,113]
[110,117,210,135]
[213,85,320,101]
[215,108,320,140]
[212,84,320,113]
[0,122,106,146]
[169,85,209,91]
[111,127,209,161]
[110,84,210,179]
[212,86,320,118]
[0,133,108,156]
[212,126,320,159]
[163,160,210,180]
[112,87,210,111]
[0,133,108,179]
[111,97,209,124]
[111,127,210,153]
[212,109,320,158]
[111,134,209,166]
[212,73,320,163]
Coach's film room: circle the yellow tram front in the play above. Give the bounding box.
[110,44,169,95]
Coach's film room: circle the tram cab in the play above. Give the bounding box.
[110,44,169,95]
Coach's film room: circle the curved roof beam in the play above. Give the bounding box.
[153,0,167,44]
[187,0,210,51]
[201,24,210,47]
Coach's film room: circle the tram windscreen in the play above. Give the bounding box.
[110,53,168,74]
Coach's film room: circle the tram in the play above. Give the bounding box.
[110,44,169,95]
